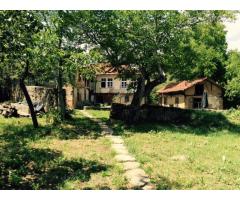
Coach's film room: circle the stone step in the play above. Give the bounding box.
[115,154,136,162]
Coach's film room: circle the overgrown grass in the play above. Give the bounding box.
[0,110,127,189]
[89,109,240,189]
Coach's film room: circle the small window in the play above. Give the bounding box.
[175,97,179,104]
[107,78,113,88]
[101,78,106,88]
[121,79,127,88]
[125,95,129,103]
[164,97,167,104]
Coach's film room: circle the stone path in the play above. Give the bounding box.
[80,110,155,190]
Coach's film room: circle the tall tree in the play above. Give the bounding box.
[0,11,43,127]
[225,50,240,106]
[38,11,102,119]
[75,11,235,106]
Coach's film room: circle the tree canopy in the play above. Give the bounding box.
[225,50,240,101]
[0,10,239,126]
[74,10,235,106]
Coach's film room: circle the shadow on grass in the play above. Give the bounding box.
[57,116,102,140]
[109,110,240,136]
[0,114,108,189]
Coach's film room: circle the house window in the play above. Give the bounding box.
[164,97,167,104]
[125,95,129,103]
[175,97,179,105]
[101,78,106,88]
[107,78,113,88]
[121,79,127,88]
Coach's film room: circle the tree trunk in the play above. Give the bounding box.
[57,67,66,120]
[131,77,145,107]
[56,30,66,121]
[19,64,39,128]
[131,71,166,107]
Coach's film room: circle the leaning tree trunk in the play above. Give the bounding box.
[19,63,38,128]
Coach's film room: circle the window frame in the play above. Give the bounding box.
[121,79,127,88]
[101,78,106,88]
[107,78,113,88]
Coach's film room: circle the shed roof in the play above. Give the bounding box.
[159,77,220,94]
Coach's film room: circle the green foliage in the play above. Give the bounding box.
[74,11,235,105]
[225,50,240,100]
[0,11,43,80]
[45,109,63,125]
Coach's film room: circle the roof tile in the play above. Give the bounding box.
[159,77,208,94]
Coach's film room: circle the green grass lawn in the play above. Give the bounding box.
[88,109,240,189]
[0,110,127,189]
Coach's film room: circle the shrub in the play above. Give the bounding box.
[76,100,93,109]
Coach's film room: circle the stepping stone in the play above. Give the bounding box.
[115,154,136,162]
[125,168,150,187]
[113,147,129,155]
[112,143,126,149]
[142,184,156,190]
[170,155,188,161]
[123,161,140,170]
[110,137,124,144]
[101,128,113,134]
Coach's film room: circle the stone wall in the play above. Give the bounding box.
[110,103,197,124]
[26,86,57,111]
[0,86,10,102]
[64,85,74,109]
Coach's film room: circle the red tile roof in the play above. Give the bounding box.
[159,77,209,94]
[95,63,119,74]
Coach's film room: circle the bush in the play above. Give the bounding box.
[76,100,93,109]
[45,109,62,125]
[224,108,240,121]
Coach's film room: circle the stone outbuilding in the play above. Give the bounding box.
[158,77,223,110]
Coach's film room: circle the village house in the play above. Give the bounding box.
[158,77,223,110]
[65,63,134,109]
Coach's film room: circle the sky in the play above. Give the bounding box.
[224,14,240,51]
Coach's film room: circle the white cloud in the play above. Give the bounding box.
[224,14,240,51]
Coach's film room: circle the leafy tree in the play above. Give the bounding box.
[75,11,235,106]
[225,50,240,106]
[37,11,102,119]
[0,11,43,127]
